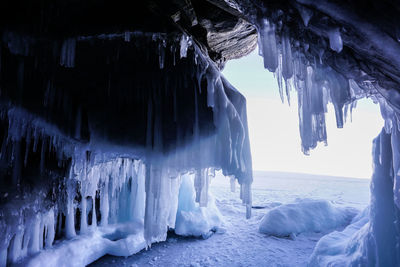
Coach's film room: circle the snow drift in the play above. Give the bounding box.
[259,199,357,237]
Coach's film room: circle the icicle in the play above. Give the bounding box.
[206,73,216,108]
[100,181,109,226]
[240,183,252,219]
[328,27,343,53]
[133,161,146,222]
[91,196,97,227]
[65,196,76,239]
[180,34,189,58]
[344,103,349,123]
[327,69,350,128]
[281,32,294,80]
[260,20,278,72]
[285,79,292,106]
[276,54,284,103]
[80,195,88,234]
[8,228,24,264]
[199,170,209,207]
[28,215,40,255]
[44,209,55,248]
[60,38,76,68]
[158,40,166,69]
[296,5,313,27]
[350,100,357,122]
[65,170,76,239]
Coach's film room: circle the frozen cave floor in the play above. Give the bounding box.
[90,172,369,267]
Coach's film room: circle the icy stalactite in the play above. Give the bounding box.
[258,20,278,72]
[180,34,190,58]
[256,18,355,153]
[295,4,313,27]
[328,27,343,53]
[275,54,284,103]
[281,32,293,81]
[144,163,180,246]
[60,38,76,68]
[158,39,167,69]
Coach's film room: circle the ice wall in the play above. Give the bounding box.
[0,31,253,265]
[309,129,400,266]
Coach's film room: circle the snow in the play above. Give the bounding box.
[259,199,357,237]
[17,222,146,267]
[308,207,370,267]
[91,171,370,267]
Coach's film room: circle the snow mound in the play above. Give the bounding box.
[308,207,370,266]
[17,222,146,267]
[174,174,224,238]
[259,199,357,237]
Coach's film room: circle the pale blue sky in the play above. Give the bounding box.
[223,49,383,179]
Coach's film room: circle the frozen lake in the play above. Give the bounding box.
[91,171,370,267]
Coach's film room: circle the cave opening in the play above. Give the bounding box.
[1,0,400,266]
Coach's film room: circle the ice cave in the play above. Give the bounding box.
[0,0,400,266]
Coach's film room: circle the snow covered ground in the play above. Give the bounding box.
[90,171,370,267]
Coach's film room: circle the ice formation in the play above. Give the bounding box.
[247,2,400,265]
[175,174,223,238]
[309,130,400,266]
[2,0,400,266]
[259,199,357,237]
[0,31,252,266]
[256,19,356,153]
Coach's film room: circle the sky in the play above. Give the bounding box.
[223,49,384,179]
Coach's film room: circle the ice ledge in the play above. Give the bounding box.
[17,222,146,267]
